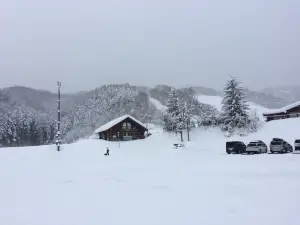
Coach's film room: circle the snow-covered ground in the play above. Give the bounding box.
[1,119,300,225]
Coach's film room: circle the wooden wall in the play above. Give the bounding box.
[265,106,300,122]
[287,106,300,114]
[98,117,147,141]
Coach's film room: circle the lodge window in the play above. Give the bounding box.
[290,113,298,118]
[122,122,132,129]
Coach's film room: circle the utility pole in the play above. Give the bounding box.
[146,96,150,136]
[56,81,61,151]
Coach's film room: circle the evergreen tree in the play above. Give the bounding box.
[177,100,187,142]
[0,105,56,147]
[248,109,260,132]
[221,77,249,132]
[163,88,180,132]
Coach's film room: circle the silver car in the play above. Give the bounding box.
[270,140,293,153]
[246,141,268,154]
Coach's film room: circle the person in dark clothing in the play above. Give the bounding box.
[104,147,110,156]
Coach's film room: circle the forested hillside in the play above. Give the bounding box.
[0,82,293,147]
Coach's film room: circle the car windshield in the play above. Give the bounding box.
[248,143,257,146]
[295,140,300,143]
[271,141,282,145]
[226,142,238,147]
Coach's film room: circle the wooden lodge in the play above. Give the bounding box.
[95,115,148,141]
[263,101,300,122]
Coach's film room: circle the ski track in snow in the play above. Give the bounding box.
[1,121,300,225]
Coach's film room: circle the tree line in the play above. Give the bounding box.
[0,81,260,147]
[0,84,153,147]
[163,77,260,141]
[0,105,56,147]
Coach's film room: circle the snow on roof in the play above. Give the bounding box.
[263,101,300,115]
[95,115,147,133]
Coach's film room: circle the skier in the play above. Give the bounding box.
[104,147,110,156]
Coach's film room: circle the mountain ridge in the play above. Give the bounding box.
[0,84,295,112]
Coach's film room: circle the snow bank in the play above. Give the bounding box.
[231,117,300,145]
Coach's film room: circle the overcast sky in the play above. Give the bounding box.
[1,0,299,93]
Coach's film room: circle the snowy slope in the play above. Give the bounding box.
[1,119,300,225]
[229,117,300,145]
[150,95,268,121]
[197,95,269,120]
[149,97,167,112]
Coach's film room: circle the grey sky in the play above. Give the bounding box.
[1,0,299,93]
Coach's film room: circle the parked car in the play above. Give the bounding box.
[270,138,293,153]
[245,140,268,154]
[294,139,300,151]
[226,141,246,154]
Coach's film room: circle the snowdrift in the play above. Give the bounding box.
[1,119,300,225]
[229,117,300,145]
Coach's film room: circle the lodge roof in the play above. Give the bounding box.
[263,101,300,116]
[94,115,147,133]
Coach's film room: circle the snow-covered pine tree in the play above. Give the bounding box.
[248,109,260,132]
[177,100,187,142]
[163,87,180,133]
[183,87,196,140]
[221,77,249,133]
[177,87,198,140]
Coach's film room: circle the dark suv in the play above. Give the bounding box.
[226,141,246,154]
